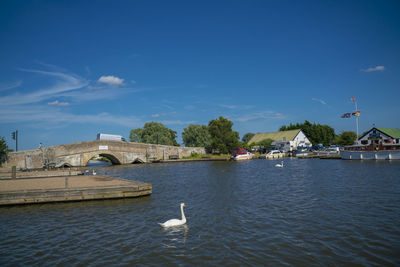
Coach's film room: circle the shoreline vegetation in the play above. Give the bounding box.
[1,117,356,166]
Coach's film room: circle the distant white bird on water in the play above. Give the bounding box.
[92,169,97,175]
[275,161,284,168]
[159,203,186,227]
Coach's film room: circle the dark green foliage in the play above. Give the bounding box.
[0,137,9,165]
[129,122,179,146]
[242,132,255,143]
[336,131,357,146]
[208,116,240,154]
[182,124,211,148]
[257,138,274,148]
[279,120,336,146]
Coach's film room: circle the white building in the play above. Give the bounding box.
[248,129,312,152]
[358,127,400,145]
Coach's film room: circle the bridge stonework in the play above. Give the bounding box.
[4,140,206,169]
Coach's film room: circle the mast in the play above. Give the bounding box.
[355,100,359,142]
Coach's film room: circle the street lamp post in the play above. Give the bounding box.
[12,130,18,152]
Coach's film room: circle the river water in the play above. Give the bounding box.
[1,159,399,266]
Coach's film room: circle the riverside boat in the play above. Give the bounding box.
[314,146,340,156]
[294,147,310,157]
[231,148,254,161]
[265,150,285,159]
[341,144,400,160]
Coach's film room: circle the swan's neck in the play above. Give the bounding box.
[181,205,186,222]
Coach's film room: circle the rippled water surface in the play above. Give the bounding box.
[1,159,400,266]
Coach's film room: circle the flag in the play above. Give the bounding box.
[352,111,360,117]
[351,96,356,102]
[341,113,351,118]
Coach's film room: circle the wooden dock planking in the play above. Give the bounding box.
[0,175,152,205]
[0,169,83,179]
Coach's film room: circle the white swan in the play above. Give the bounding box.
[92,169,97,175]
[159,203,186,227]
[275,161,284,168]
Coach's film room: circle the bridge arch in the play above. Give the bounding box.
[83,151,123,166]
[131,157,145,164]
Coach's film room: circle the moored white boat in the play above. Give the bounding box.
[231,148,254,160]
[294,147,310,157]
[265,150,285,159]
[314,146,340,156]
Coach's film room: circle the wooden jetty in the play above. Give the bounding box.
[0,175,152,206]
[0,169,83,179]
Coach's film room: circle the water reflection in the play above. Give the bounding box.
[160,224,189,245]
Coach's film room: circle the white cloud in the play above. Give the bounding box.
[311,98,327,105]
[98,75,124,86]
[48,100,70,106]
[360,65,385,72]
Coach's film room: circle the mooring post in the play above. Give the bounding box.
[11,166,16,179]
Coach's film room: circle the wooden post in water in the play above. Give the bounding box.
[11,166,16,179]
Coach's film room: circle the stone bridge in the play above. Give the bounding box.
[4,140,205,169]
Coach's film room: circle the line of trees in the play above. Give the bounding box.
[129,118,357,154]
[130,116,241,154]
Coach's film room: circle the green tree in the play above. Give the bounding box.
[129,128,143,143]
[257,138,274,148]
[129,122,179,146]
[336,131,357,146]
[242,132,255,144]
[0,137,10,166]
[208,116,240,154]
[182,124,211,148]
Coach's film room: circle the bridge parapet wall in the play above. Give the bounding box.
[4,141,205,169]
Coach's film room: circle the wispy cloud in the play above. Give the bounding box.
[0,80,23,91]
[151,111,177,118]
[159,120,196,125]
[152,113,168,118]
[98,75,124,86]
[0,65,143,129]
[0,105,143,129]
[311,97,326,105]
[360,65,385,72]
[0,69,88,106]
[219,104,237,109]
[234,111,285,122]
[48,100,70,106]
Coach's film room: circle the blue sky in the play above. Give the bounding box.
[1,0,399,150]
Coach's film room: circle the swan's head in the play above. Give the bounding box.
[181,203,185,207]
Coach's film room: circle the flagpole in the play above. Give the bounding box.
[355,100,359,143]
